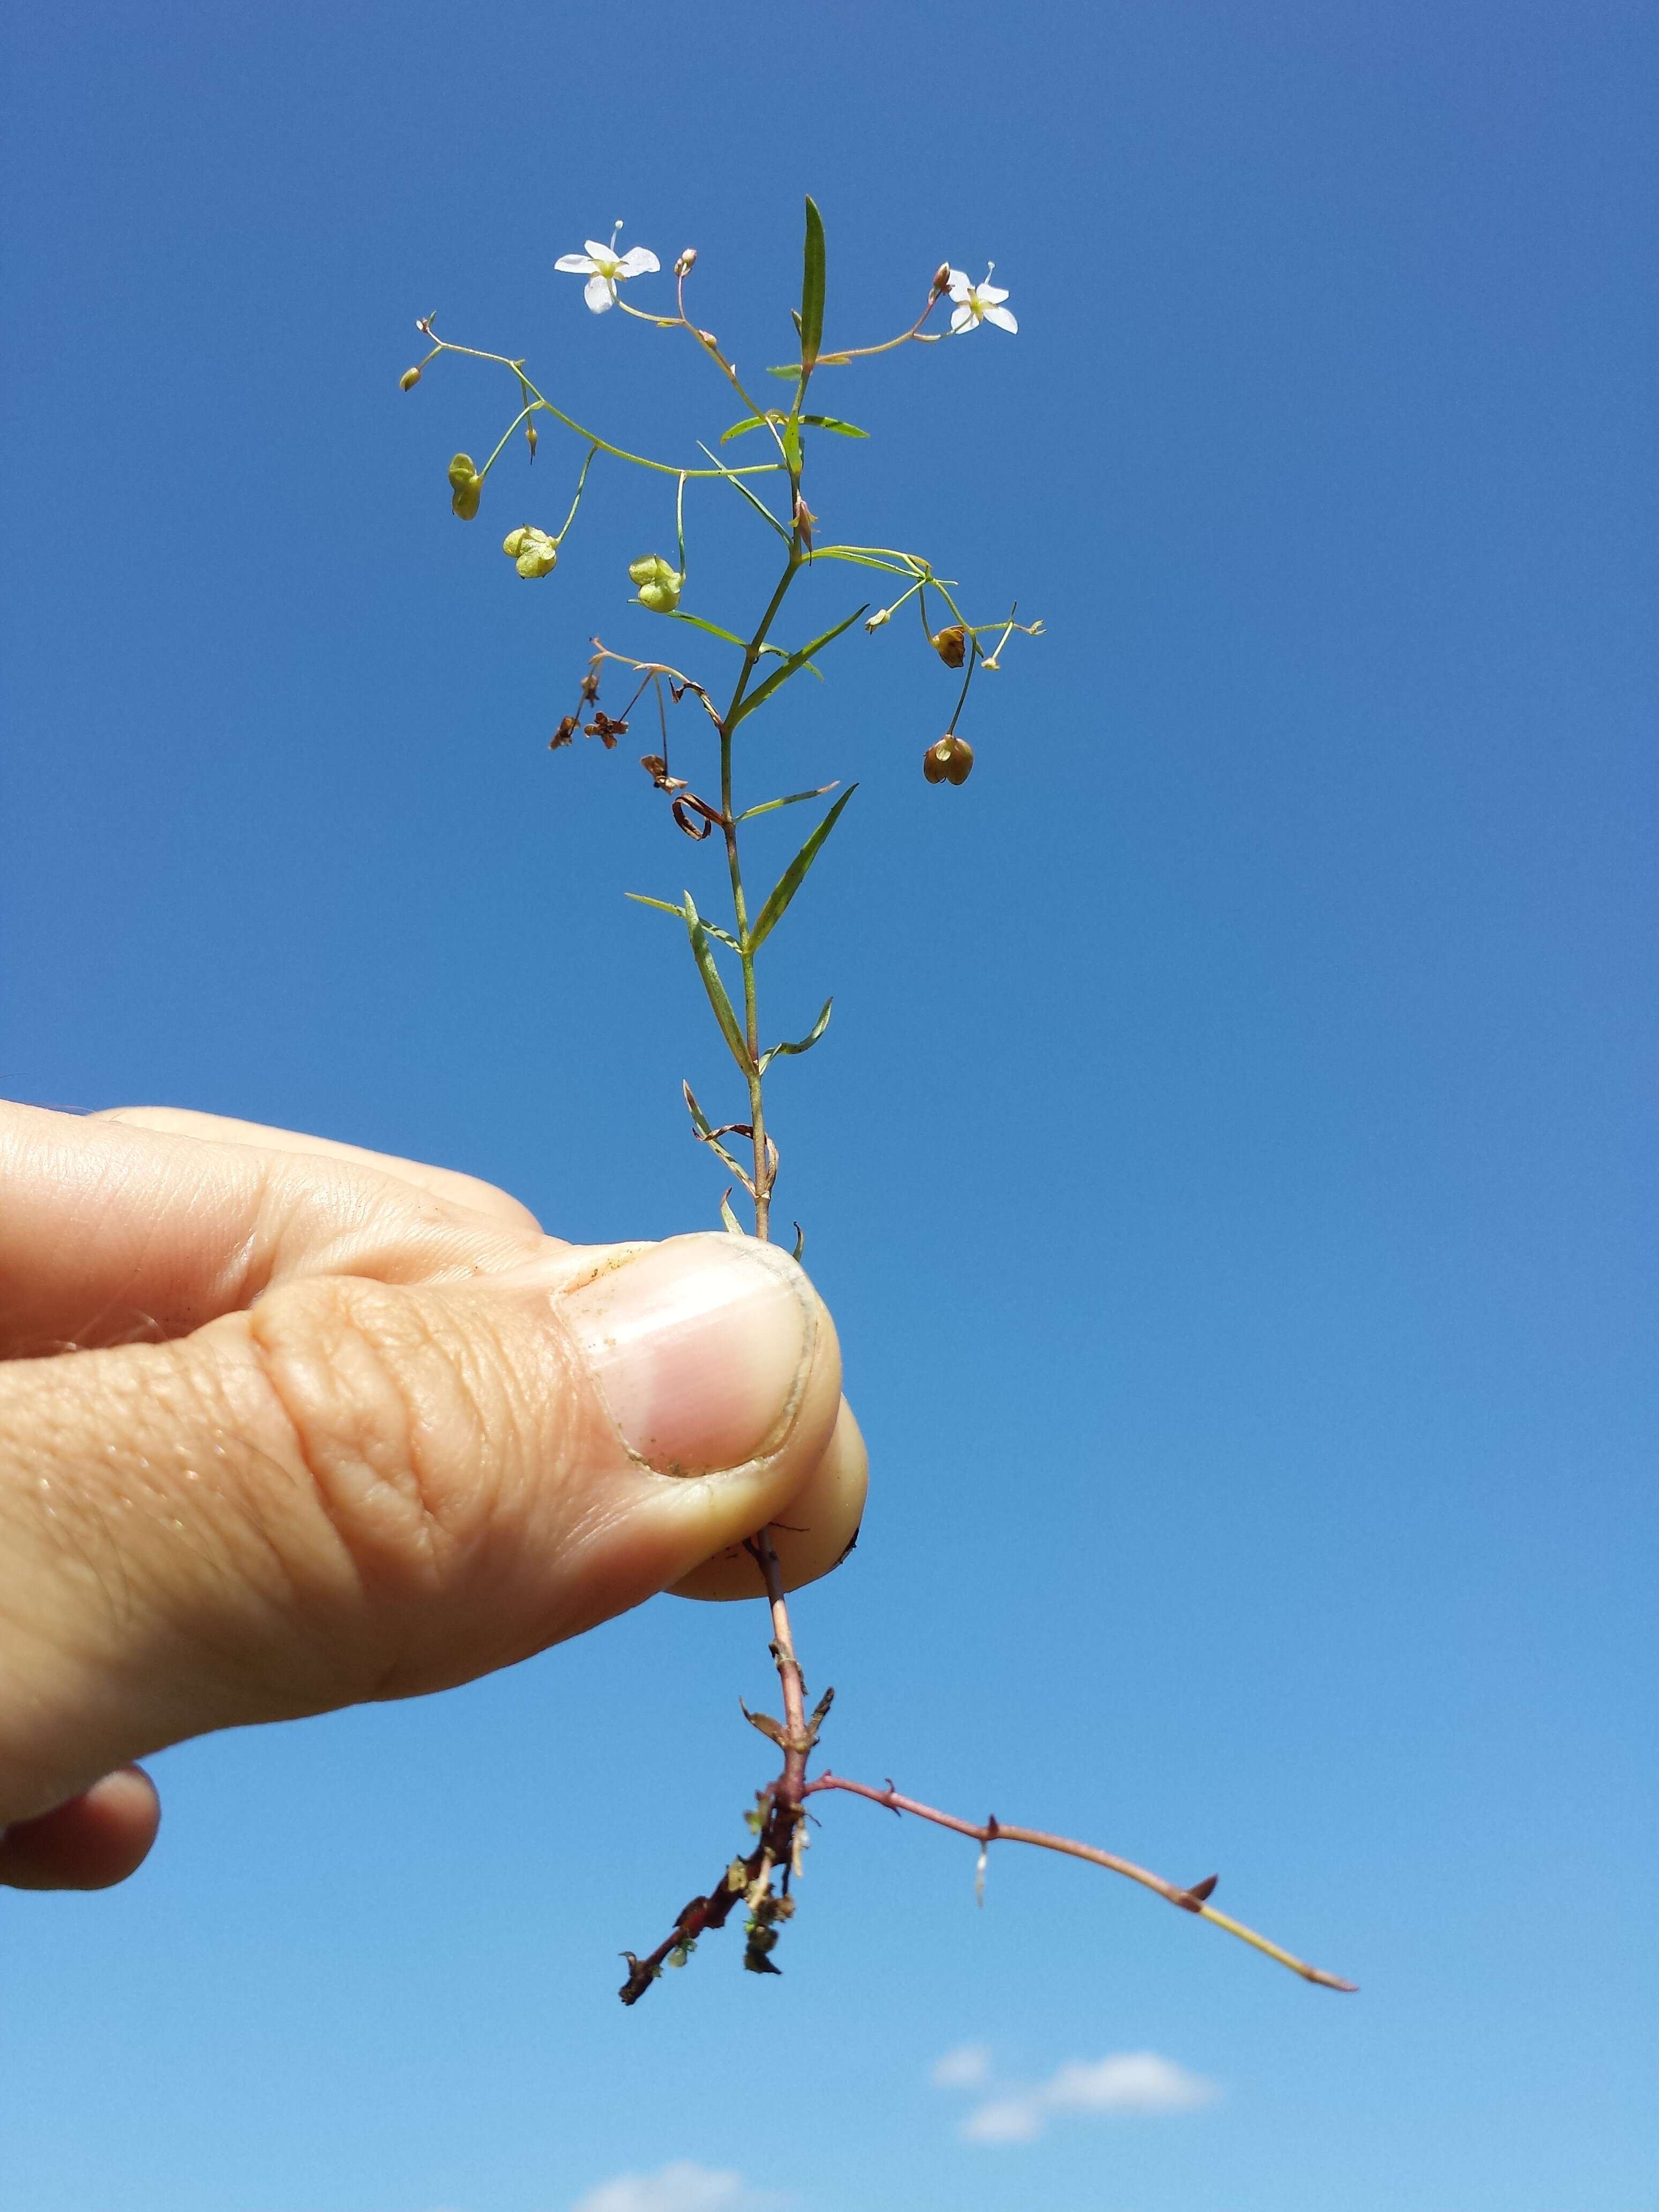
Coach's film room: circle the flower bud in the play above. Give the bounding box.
[931,624,967,668]
[676,247,698,276]
[526,421,539,457]
[865,607,892,631]
[932,263,951,295]
[923,734,974,786]
[399,364,422,391]
[627,552,683,614]
[448,453,482,520]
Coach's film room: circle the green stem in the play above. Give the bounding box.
[427,337,782,480]
[721,412,810,1238]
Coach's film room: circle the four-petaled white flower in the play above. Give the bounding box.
[946,263,1017,335]
[556,221,661,314]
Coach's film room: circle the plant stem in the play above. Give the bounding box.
[803,1774,1358,1991]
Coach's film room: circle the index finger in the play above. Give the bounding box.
[0,1101,551,1356]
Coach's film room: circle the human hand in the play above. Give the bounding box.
[0,1102,864,1889]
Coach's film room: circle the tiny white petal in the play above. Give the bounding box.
[615,246,660,277]
[584,274,617,313]
[555,253,597,273]
[583,240,615,260]
[946,268,971,294]
[977,283,1009,305]
[950,302,977,332]
[984,304,1018,332]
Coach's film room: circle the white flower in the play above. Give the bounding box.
[946,263,1017,335]
[556,220,661,313]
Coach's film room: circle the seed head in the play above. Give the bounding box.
[503,525,558,578]
[923,734,974,786]
[399,364,422,391]
[447,453,482,520]
[931,624,967,669]
[628,552,683,614]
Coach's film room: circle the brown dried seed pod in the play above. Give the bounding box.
[931,625,967,669]
[922,738,952,784]
[944,735,974,784]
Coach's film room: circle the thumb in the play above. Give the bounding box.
[0,1234,854,1827]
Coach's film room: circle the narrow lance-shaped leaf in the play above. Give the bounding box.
[735,782,839,824]
[759,997,833,1073]
[694,443,793,544]
[683,892,754,1072]
[627,891,738,952]
[749,787,857,952]
[721,413,870,444]
[668,609,820,670]
[719,1189,746,1237]
[800,197,826,371]
[682,1081,754,1195]
[727,607,867,733]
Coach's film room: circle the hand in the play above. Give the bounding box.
[0,1102,864,1889]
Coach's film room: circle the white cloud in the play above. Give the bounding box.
[953,2051,1220,2145]
[962,2095,1045,2144]
[1046,2053,1219,2115]
[930,2043,992,2090]
[571,2161,758,2212]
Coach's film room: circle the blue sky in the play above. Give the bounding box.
[2,2,1655,2207]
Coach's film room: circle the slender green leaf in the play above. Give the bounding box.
[683,1082,753,1193]
[629,891,738,951]
[666,610,808,665]
[766,363,798,380]
[759,997,833,1073]
[791,1221,805,1261]
[800,197,826,370]
[782,416,803,474]
[694,443,792,543]
[684,892,754,1071]
[735,782,839,824]
[668,610,749,647]
[749,788,857,951]
[722,411,868,444]
[727,608,867,733]
[719,1189,746,1236]
[811,546,921,574]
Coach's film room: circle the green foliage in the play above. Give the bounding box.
[749,788,857,951]
[799,196,826,372]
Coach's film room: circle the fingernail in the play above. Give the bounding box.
[558,1235,817,1476]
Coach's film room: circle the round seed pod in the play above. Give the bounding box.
[944,735,974,784]
[447,453,482,520]
[922,738,952,783]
